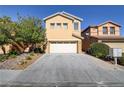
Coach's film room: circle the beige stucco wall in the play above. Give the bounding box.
[45,14,82,53]
[97,23,120,36]
[90,28,98,36]
[89,23,120,37]
[82,22,122,52]
[45,15,81,40]
[104,42,124,52]
[72,36,82,53]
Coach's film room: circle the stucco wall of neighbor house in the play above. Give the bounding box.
[90,23,120,37]
[82,22,122,52]
[103,42,124,52]
[90,28,98,36]
[97,23,120,36]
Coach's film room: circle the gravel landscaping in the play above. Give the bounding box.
[0,53,42,70]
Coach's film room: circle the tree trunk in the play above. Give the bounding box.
[11,41,25,53]
[18,42,26,49]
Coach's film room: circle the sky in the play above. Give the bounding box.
[0,5,124,35]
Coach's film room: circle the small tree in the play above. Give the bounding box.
[0,34,8,54]
[90,43,109,58]
[0,15,46,54]
[0,16,12,54]
[15,16,46,53]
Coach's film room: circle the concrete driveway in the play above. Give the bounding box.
[1,53,124,87]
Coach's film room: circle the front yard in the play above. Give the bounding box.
[0,15,46,70]
[0,52,43,70]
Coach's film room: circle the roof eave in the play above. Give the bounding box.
[98,21,121,27]
[43,11,83,22]
[62,11,83,21]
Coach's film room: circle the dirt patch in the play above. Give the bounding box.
[0,53,43,70]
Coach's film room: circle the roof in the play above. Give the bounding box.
[98,20,121,27]
[81,25,97,33]
[72,33,84,40]
[43,11,83,21]
[91,36,124,41]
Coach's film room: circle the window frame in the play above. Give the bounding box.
[110,27,115,34]
[74,22,79,30]
[56,23,61,28]
[63,23,68,29]
[50,23,55,29]
[102,27,108,34]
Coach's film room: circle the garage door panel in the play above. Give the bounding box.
[50,43,77,53]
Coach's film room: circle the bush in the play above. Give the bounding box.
[8,50,18,56]
[90,43,109,59]
[9,54,17,58]
[118,53,124,65]
[34,48,44,53]
[0,55,8,62]
[8,50,18,58]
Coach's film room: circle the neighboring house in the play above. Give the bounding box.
[81,21,124,52]
[44,11,83,53]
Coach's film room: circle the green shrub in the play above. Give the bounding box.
[8,50,18,56]
[9,54,17,58]
[0,55,8,62]
[90,43,109,58]
[34,48,44,53]
[8,50,18,58]
[25,56,32,60]
[118,53,124,65]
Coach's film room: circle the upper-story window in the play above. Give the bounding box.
[50,23,55,29]
[63,23,68,29]
[56,23,61,28]
[102,27,108,34]
[110,27,115,34]
[74,22,79,30]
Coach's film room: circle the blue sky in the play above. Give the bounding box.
[0,5,124,35]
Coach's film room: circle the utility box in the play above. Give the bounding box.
[109,48,122,57]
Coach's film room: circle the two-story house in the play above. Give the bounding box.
[81,21,124,52]
[44,11,84,53]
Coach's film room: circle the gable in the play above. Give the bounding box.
[44,11,83,22]
[45,14,73,23]
[98,21,121,27]
[98,22,120,29]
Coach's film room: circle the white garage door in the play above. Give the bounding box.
[50,42,77,53]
